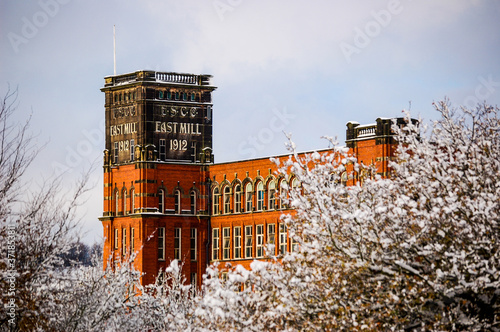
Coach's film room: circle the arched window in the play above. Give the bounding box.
[115,190,119,215]
[174,190,181,214]
[122,189,127,215]
[190,191,196,214]
[256,182,264,211]
[279,179,287,209]
[341,172,348,186]
[268,181,276,210]
[234,184,242,213]
[223,186,231,214]
[158,189,165,214]
[245,183,253,212]
[130,188,135,214]
[291,177,299,190]
[213,187,220,215]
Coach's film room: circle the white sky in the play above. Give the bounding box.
[1,0,499,244]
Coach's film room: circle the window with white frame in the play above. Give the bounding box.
[130,227,135,253]
[190,228,197,261]
[245,226,253,258]
[268,181,276,210]
[115,190,119,215]
[267,223,276,246]
[223,227,231,260]
[130,139,135,161]
[279,179,287,209]
[212,228,219,261]
[158,189,165,214]
[234,226,241,259]
[279,223,287,255]
[256,225,264,258]
[234,184,241,213]
[123,190,127,215]
[122,228,127,255]
[256,182,264,211]
[245,183,253,212]
[174,228,181,260]
[191,273,197,286]
[291,237,299,253]
[158,227,165,260]
[174,190,181,214]
[114,228,119,249]
[114,142,118,163]
[223,186,231,214]
[130,188,135,214]
[212,187,220,215]
[159,139,166,161]
[190,191,196,214]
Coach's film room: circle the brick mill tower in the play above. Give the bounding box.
[99,71,216,286]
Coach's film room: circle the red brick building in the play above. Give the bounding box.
[99,70,409,287]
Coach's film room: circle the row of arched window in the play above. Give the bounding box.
[157,90,200,102]
[114,90,137,104]
[113,187,200,216]
[211,177,299,215]
[157,189,198,215]
[114,188,135,216]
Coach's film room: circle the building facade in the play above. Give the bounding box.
[99,70,407,287]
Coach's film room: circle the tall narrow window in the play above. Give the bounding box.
[291,178,299,190]
[122,228,127,255]
[212,228,219,261]
[130,139,135,161]
[114,142,118,163]
[268,181,276,210]
[223,186,231,214]
[158,227,165,260]
[130,188,135,214]
[256,225,264,258]
[256,182,264,211]
[279,179,287,209]
[212,187,220,215]
[115,191,119,215]
[174,228,181,260]
[190,228,197,261]
[190,191,196,214]
[158,189,165,214]
[174,190,181,214]
[191,93,195,101]
[267,223,276,246]
[234,184,241,213]
[279,223,287,255]
[130,227,135,253]
[245,226,253,258]
[341,172,348,186]
[114,228,119,249]
[245,183,253,212]
[223,227,230,260]
[159,139,166,161]
[123,190,127,215]
[291,237,299,253]
[191,273,197,287]
[234,226,241,259]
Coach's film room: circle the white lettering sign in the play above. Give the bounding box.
[155,121,202,135]
[110,122,137,136]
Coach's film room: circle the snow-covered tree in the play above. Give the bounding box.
[195,101,499,331]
